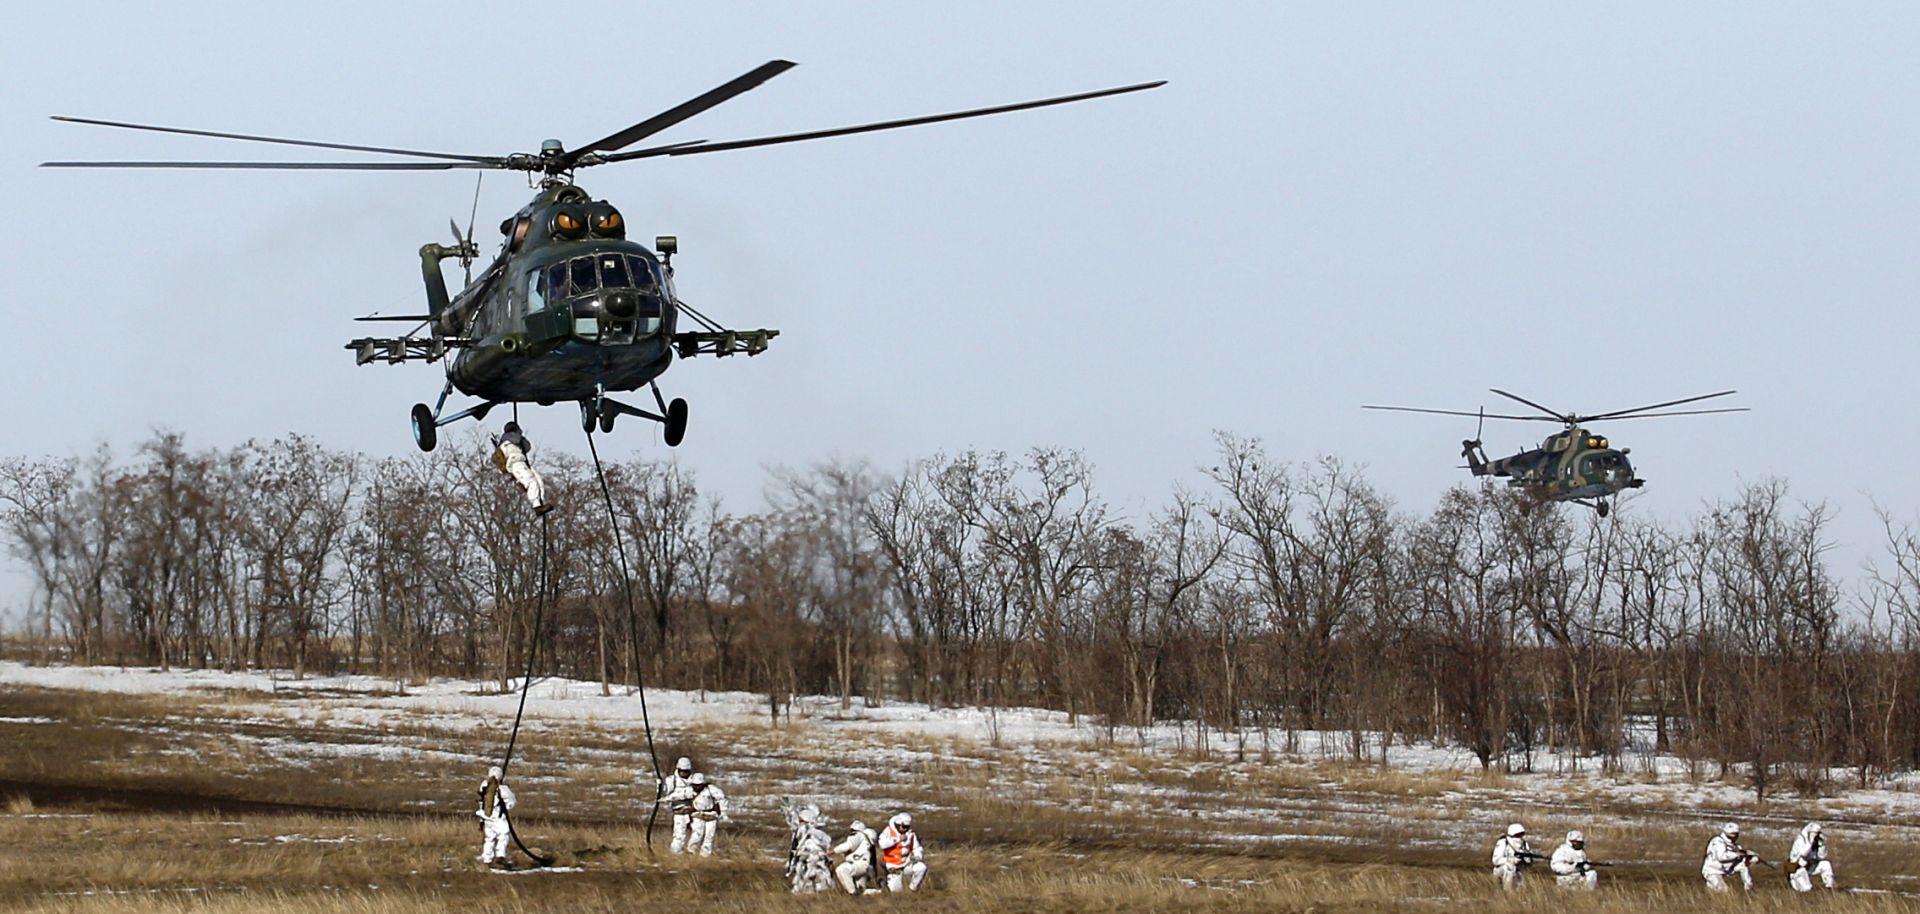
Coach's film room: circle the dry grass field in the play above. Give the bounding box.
[5,677,1920,912]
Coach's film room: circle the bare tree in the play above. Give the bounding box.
[1410,486,1522,771]
[1691,480,1839,798]
[1099,488,1225,730]
[946,449,1110,719]
[0,456,76,664]
[775,458,887,710]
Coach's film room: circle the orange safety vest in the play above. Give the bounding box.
[881,825,914,867]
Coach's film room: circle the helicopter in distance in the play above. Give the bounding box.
[44,61,1164,451]
[1364,389,1747,517]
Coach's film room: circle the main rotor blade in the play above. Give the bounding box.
[464,172,484,242]
[50,116,503,163]
[40,160,491,170]
[1362,405,1558,422]
[571,59,798,157]
[605,79,1167,162]
[1581,390,1738,422]
[1582,406,1751,421]
[1489,389,1570,422]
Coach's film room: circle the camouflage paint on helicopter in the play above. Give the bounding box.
[44,60,1164,451]
[1461,426,1640,511]
[1366,388,1747,517]
[389,179,773,449]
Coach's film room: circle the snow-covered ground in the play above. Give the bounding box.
[7,660,1920,860]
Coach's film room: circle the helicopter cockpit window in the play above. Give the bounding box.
[568,257,598,296]
[625,254,660,288]
[545,264,567,300]
[598,255,632,289]
[1580,452,1628,476]
[527,269,546,312]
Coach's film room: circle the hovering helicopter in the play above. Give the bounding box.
[44,61,1163,451]
[1364,389,1747,516]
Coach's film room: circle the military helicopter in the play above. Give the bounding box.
[1364,389,1747,516]
[43,61,1164,451]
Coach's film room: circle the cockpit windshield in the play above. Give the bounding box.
[1581,451,1631,475]
[531,251,667,345]
[625,254,660,288]
[545,253,662,298]
[599,255,631,289]
[569,258,597,296]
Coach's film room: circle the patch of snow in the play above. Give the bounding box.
[14,660,1920,836]
[228,833,360,845]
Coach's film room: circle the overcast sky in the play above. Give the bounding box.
[4,3,1918,621]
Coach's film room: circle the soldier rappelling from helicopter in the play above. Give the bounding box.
[490,421,551,515]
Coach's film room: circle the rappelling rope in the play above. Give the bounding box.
[585,427,666,850]
[492,512,554,867]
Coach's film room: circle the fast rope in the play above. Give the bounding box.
[491,512,554,867]
[585,427,666,849]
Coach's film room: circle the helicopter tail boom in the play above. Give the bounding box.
[419,241,476,323]
[1462,439,1493,476]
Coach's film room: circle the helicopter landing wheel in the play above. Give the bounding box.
[1597,501,1611,519]
[599,409,616,434]
[664,398,688,447]
[410,403,437,453]
[580,400,597,434]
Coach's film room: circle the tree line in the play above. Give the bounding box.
[5,430,1920,795]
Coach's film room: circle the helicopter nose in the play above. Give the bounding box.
[601,290,638,318]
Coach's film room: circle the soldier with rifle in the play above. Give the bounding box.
[660,757,697,854]
[684,772,729,856]
[782,803,835,894]
[475,765,518,867]
[833,819,882,895]
[1550,830,1610,890]
[1491,822,1544,889]
[1788,822,1837,892]
[1702,822,1768,892]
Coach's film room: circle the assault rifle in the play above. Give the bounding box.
[480,776,500,822]
[779,799,806,880]
[1744,851,1776,870]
